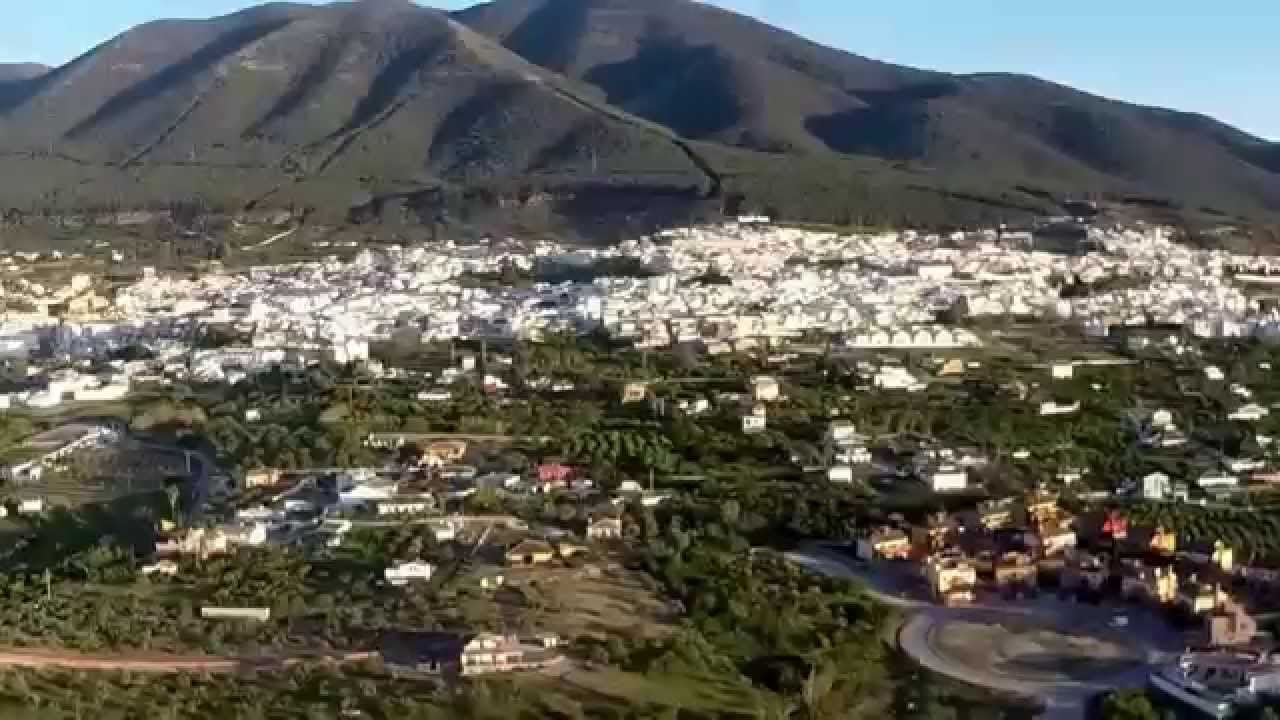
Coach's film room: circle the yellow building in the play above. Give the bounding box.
[994,552,1038,594]
[911,512,956,554]
[925,552,977,606]
[1212,542,1235,574]
[425,441,468,465]
[1178,581,1223,615]
[620,382,649,404]
[1149,527,1177,556]
[244,468,282,488]
[506,539,555,567]
[1028,523,1077,557]
[1022,491,1062,530]
[1122,564,1178,605]
[977,500,1014,531]
[857,527,912,561]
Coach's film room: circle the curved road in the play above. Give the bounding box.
[787,546,1180,720]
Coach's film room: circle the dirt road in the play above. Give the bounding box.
[0,648,376,673]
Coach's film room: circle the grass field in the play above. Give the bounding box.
[518,665,765,715]
[454,557,676,643]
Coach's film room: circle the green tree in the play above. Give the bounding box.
[1101,691,1158,720]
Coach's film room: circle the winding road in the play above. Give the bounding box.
[787,546,1181,720]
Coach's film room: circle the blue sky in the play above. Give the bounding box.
[2,0,1276,140]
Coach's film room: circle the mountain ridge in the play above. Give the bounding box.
[0,0,1275,235]
[456,0,1280,222]
[0,0,710,224]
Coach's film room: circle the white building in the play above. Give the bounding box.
[827,420,857,446]
[828,466,854,484]
[1198,473,1240,491]
[1142,472,1172,500]
[742,415,767,434]
[752,376,781,402]
[926,465,968,493]
[1039,400,1081,416]
[384,561,435,586]
[1229,404,1269,422]
[587,517,623,540]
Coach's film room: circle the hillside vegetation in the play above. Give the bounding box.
[0,0,1274,233]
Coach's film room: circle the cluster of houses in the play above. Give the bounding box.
[1065,524,1262,649]
[857,496,1277,650]
[858,491,1076,604]
[7,219,1280,403]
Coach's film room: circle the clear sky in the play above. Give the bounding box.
[2,0,1276,140]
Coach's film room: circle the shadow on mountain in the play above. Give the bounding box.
[585,25,742,139]
[64,17,295,139]
[529,122,597,173]
[428,82,528,176]
[853,80,961,104]
[806,82,960,158]
[328,38,448,138]
[1043,105,1129,175]
[807,104,929,159]
[244,33,354,139]
[500,0,591,73]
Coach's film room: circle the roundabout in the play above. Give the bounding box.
[787,547,1181,720]
[929,617,1144,685]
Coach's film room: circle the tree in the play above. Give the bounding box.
[165,483,183,525]
[1100,691,1158,720]
[720,499,741,530]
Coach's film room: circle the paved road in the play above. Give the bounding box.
[787,546,1180,720]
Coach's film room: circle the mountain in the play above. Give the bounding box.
[0,0,1275,235]
[0,0,709,222]
[458,0,1280,221]
[0,63,49,82]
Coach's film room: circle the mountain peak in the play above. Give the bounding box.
[457,0,1280,219]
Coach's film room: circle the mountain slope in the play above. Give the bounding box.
[0,0,1275,233]
[459,0,1280,218]
[0,0,708,213]
[456,0,930,154]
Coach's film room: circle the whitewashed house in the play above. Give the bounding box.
[1039,400,1081,416]
[385,561,435,586]
[1142,472,1172,500]
[925,465,968,493]
[752,376,781,402]
[828,466,854,484]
